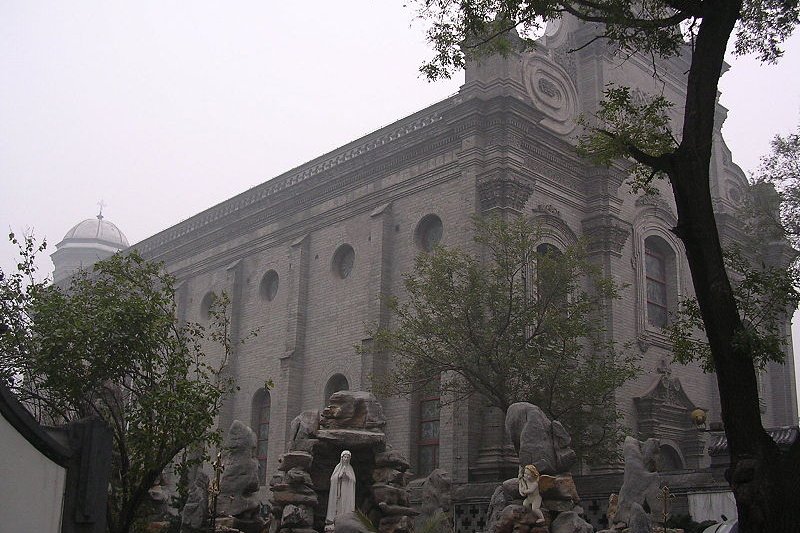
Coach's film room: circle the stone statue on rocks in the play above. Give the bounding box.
[326,450,357,530]
[505,402,576,475]
[518,465,545,525]
[272,391,416,533]
[216,420,264,526]
[614,436,664,527]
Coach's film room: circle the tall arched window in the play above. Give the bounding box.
[644,236,675,328]
[324,374,349,405]
[251,389,271,485]
[535,243,565,304]
[418,378,441,476]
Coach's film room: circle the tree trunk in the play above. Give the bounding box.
[663,1,800,530]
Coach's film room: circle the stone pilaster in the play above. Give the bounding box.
[280,234,311,443]
[361,202,393,390]
[219,259,245,432]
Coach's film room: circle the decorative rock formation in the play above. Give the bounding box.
[484,404,592,533]
[420,469,451,513]
[180,471,209,532]
[271,391,416,533]
[550,511,592,533]
[212,420,266,533]
[505,402,576,475]
[613,437,664,528]
[217,421,263,517]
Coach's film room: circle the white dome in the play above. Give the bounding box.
[59,214,129,249]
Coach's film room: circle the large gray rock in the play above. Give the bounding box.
[217,420,262,518]
[180,471,209,531]
[334,511,374,533]
[550,511,592,533]
[628,503,651,533]
[420,469,451,517]
[615,436,663,526]
[485,478,522,533]
[321,390,387,431]
[505,402,576,474]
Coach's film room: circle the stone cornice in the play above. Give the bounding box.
[135,98,455,258]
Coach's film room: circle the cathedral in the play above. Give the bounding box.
[52,17,797,528]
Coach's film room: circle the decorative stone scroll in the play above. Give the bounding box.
[523,55,578,135]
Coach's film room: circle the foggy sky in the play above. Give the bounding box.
[2,3,800,403]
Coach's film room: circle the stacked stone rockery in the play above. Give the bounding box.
[270,451,318,533]
[271,391,417,533]
[485,402,592,533]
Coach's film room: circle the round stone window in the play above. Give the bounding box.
[415,214,443,252]
[332,244,355,279]
[260,270,279,301]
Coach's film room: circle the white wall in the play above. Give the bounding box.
[0,414,66,532]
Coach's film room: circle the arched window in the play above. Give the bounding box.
[418,378,441,476]
[535,243,565,301]
[324,374,349,405]
[332,244,356,279]
[415,214,444,252]
[644,236,676,329]
[251,389,271,485]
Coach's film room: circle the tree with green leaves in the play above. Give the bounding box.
[407,1,800,530]
[368,216,639,465]
[0,234,237,533]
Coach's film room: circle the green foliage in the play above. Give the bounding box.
[752,126,800,250]
[409,0,799,81]
[0,234,237,533]
[366,216,639,464]
[578,85,676,193]
[667,247,799,372]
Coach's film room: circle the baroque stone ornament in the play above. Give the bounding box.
[477,173,534,214]
[524,55,578,135]
[582,214,632,256]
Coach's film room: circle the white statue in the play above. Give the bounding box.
[326,450,356,528]
[518,464,545,524]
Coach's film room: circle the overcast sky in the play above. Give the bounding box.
[2,2,800,401]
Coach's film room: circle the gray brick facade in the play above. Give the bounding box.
[132,17,797,502]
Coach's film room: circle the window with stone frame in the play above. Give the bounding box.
[644,236,676,329]
[251,389,271,485]
[418,378,441,476]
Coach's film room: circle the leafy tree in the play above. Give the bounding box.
[406,1,800,530]
[751,125,800,250]
[368,216,639,464]
[0,234,236,533]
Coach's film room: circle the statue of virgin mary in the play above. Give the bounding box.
[326,450,356,526]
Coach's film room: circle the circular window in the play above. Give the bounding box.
[332,244,355,279]
[415,214,443,252]
[200,292,217,320]
[260,270,279,301]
